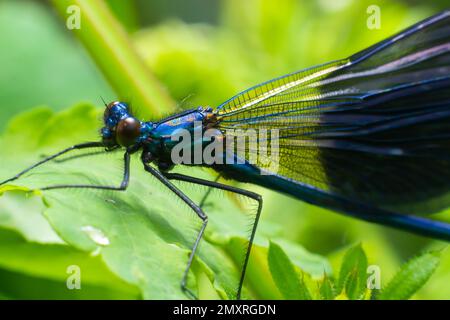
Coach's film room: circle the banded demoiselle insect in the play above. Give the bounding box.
[1,11,450,299]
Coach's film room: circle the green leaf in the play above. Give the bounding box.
[268,241,311,300]
[0,266,133,299]
[337,244,368,299]
[379,251,440,300]
[344,268,361,300]
[272,238,332,277]
[0,227,139,298]
[319,274,335,300]
[415,246,450,299]
[0,190,62,243]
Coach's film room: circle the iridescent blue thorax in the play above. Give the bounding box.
[143,107,216,161]
[152,108,207,137]
[101,102,218,162]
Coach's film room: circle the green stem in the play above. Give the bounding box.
[50,0,174,117]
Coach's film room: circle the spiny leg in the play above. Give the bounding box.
[40,146,120,164]
[162,172,263,300]
[41,151,130,191]
[199,174,221,208]
[143,164,208,300]
[0,142,105,186]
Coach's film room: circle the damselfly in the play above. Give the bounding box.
[1,11,450,299]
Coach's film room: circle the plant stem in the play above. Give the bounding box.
[50,0,174,117]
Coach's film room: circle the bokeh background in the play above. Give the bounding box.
[0,0,449,299]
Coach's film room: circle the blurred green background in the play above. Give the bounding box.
[0,0,449,299]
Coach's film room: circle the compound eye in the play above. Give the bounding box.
[106,101,121,110]
[104,101,121,123]
[116,117,141,147]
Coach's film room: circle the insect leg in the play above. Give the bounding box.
[163,172,263,300]
[0,142,105,186]
[41,146,120,164]
[198,174,221,208]
[143,164,208,299]
[40,151,130,191]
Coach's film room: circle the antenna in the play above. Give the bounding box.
[100,96,108,107]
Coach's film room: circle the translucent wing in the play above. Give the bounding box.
[216,11,450,216]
